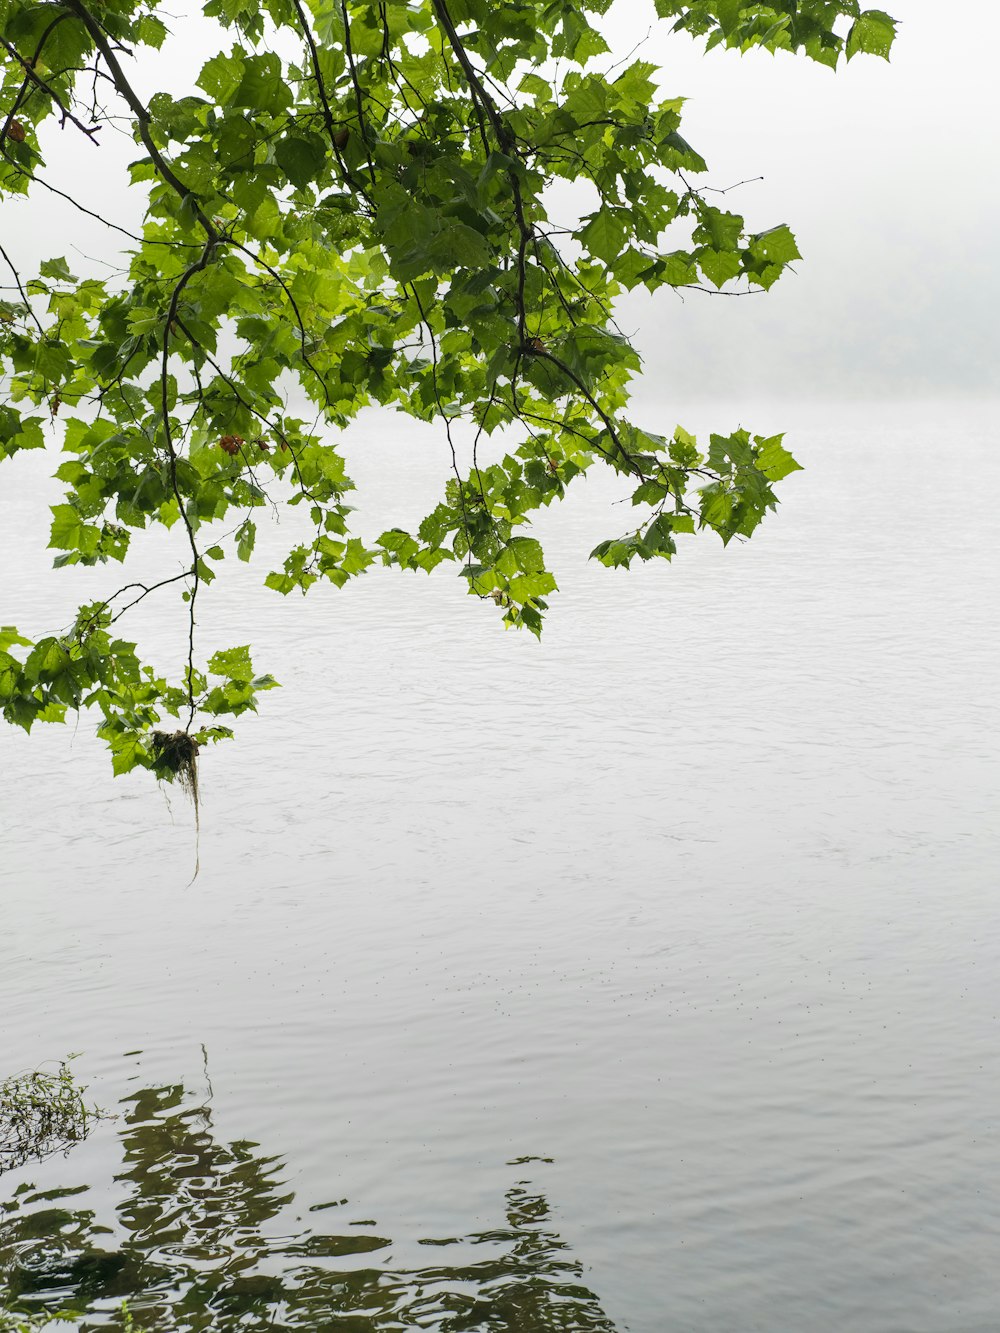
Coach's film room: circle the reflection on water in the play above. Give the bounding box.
[1,1083,616,1331]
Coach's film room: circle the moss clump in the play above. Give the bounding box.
[149,730,199,802]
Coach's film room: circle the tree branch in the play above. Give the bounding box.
[0,32,101,141]
[62,0,219,241]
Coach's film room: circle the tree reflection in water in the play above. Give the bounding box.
[1,1084,617,1331]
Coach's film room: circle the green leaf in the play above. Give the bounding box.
[208,644,254,682]
[0,407,45,457]
[847,10,896,60]
[48,505,100,557]
[579,210,627,265]
[231,53,292,113]
[111,733,147,776]
[236,520,256,562]
[0,626,31,652]
[750,224,801,265]
[275,134,327,190]
[433,223,492,268]
[39,256,77,282]
[697,249,742,287]
[715,0,742,36]
[755,434,803,481]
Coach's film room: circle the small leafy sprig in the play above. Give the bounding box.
[0,1062,108,1176]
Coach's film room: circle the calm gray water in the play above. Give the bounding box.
[2,401,999,1330]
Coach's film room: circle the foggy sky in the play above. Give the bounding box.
[2,0,997,402]
[610,0,1000,402]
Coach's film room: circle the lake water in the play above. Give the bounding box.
[2,401,999,1330]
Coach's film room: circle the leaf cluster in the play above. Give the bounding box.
[0,0,893,777]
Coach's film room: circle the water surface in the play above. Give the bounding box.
[2,402,999,1329]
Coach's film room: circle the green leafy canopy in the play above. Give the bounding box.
[0,0,894,780]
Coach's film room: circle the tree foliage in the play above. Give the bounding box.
[0,0,895,780]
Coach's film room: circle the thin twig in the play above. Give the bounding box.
[161,243,218,729]
[0,33,102,140]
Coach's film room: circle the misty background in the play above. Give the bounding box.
[3,0,998,406]
[610,0,1000,403]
